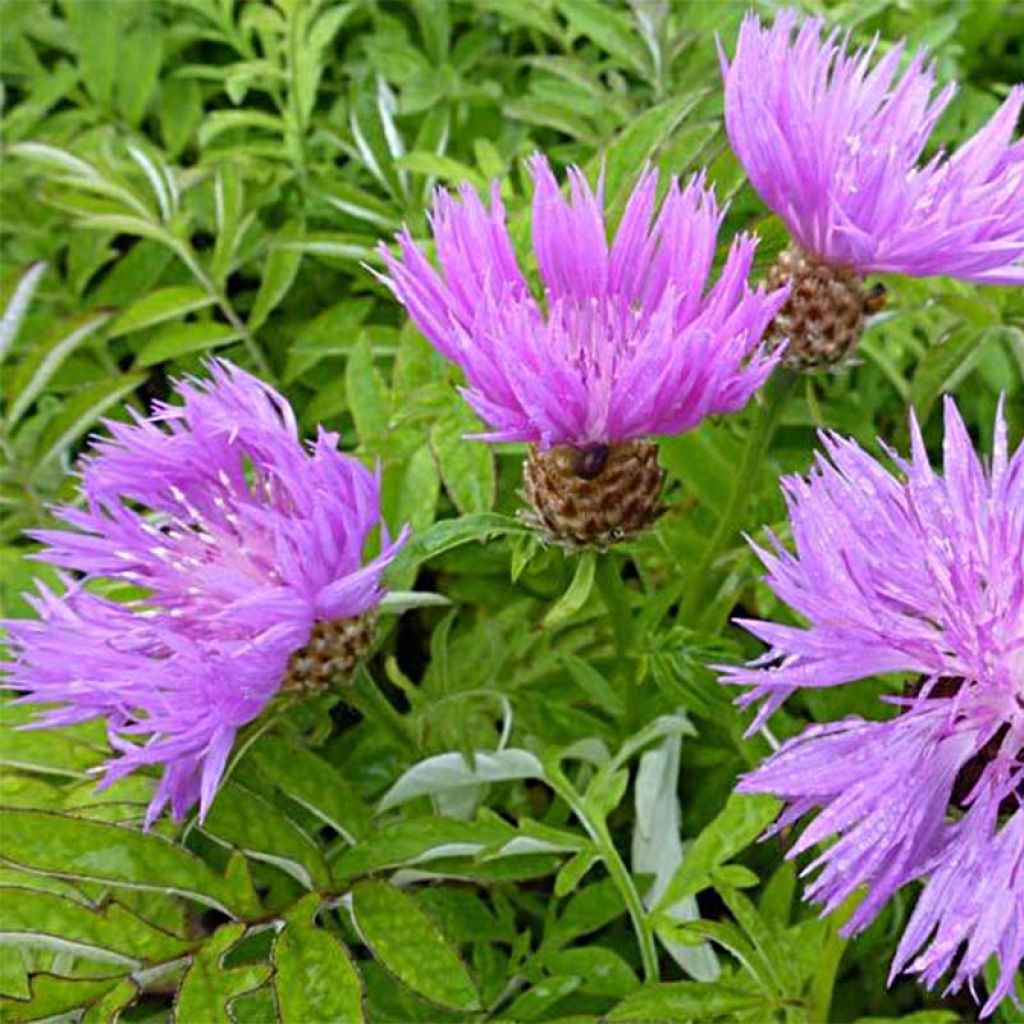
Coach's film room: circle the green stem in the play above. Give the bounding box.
[546,767,659,982]
[346,668,419,751]
[594,553,635,656]
[173,241,274,382]
[679,368,798,624]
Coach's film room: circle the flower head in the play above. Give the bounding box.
[378,155,788,449]
[3,360,407,824]
[720,399,1023,1015]
[722,9,1024,283]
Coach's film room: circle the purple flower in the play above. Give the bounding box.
[722,9,1024,283]
[378,155,788,448]
[720,399,1023,1015]
[3,361,407,825]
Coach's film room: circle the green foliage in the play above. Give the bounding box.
[1,0,1021,1021]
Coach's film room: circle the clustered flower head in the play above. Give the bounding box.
[720,399,1023,1015]
[380,154,788,547]
[2,361,406,824]
[721,8,1024,369]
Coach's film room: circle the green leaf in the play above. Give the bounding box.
[5,309,114,427]
[388,513,525,579]
[160,77,204,159]
[0,809,259,917]
[0,702,106,778]
[272,894,364,1024]
[395,152,487,188]
[349,76,409,204]
[653,793,780,915]
[543,551,597,627]
[378,749,544,812]
[393,442,441,530]
[539,947,638,997]
[108,286,213,338]
[30,372,147,472]
[556,0,651,76]
[80,974,138,1024]
[135,321,242,367]
[503,976,582,1021]
[247,736,373,844]
[430,406,496,514]
[607,981,768,1021]
[248,239,302,333]
[910,324,1006,424]
[65,0,120,110]
[0,975,126,1024]
[80,977,139,1024]
[331,816,514,881]
[0,262,47,365]
[0,887,193,966]
[346,333,390,441]
[595,90,707,210]
[349,880,480,1011]
[116,21,162,127]
[201,782,330,890]
[174,923,271,1024]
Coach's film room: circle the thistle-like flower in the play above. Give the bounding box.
[379,155,788,548]
[721,9,1024,370]
[3,361,407,824]
[720,399,1023,1015]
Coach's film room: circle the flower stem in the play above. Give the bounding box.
[679,368,798,625]
[595,552,635,656]
[545,764,660,982]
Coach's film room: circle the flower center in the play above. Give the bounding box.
[766,244,884,372]
[282,612,379,693]
[521,440,664,550]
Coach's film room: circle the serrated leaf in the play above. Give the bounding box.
[349,880,480,1011]
[201,781,329,890]
[379,749,543,812]
[0,887,193,966]
[174,923,271,1024]
[247,737,372,844]
[80,977,138,1024]
[0,702,106,778]
[108,286,213,338]
[272,894,364,1024]
[0,975,125,1024]
[0,809,258,917]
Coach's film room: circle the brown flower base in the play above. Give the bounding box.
[282,611,378,694]
[766,245,883,372]
[522,440,665,550]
